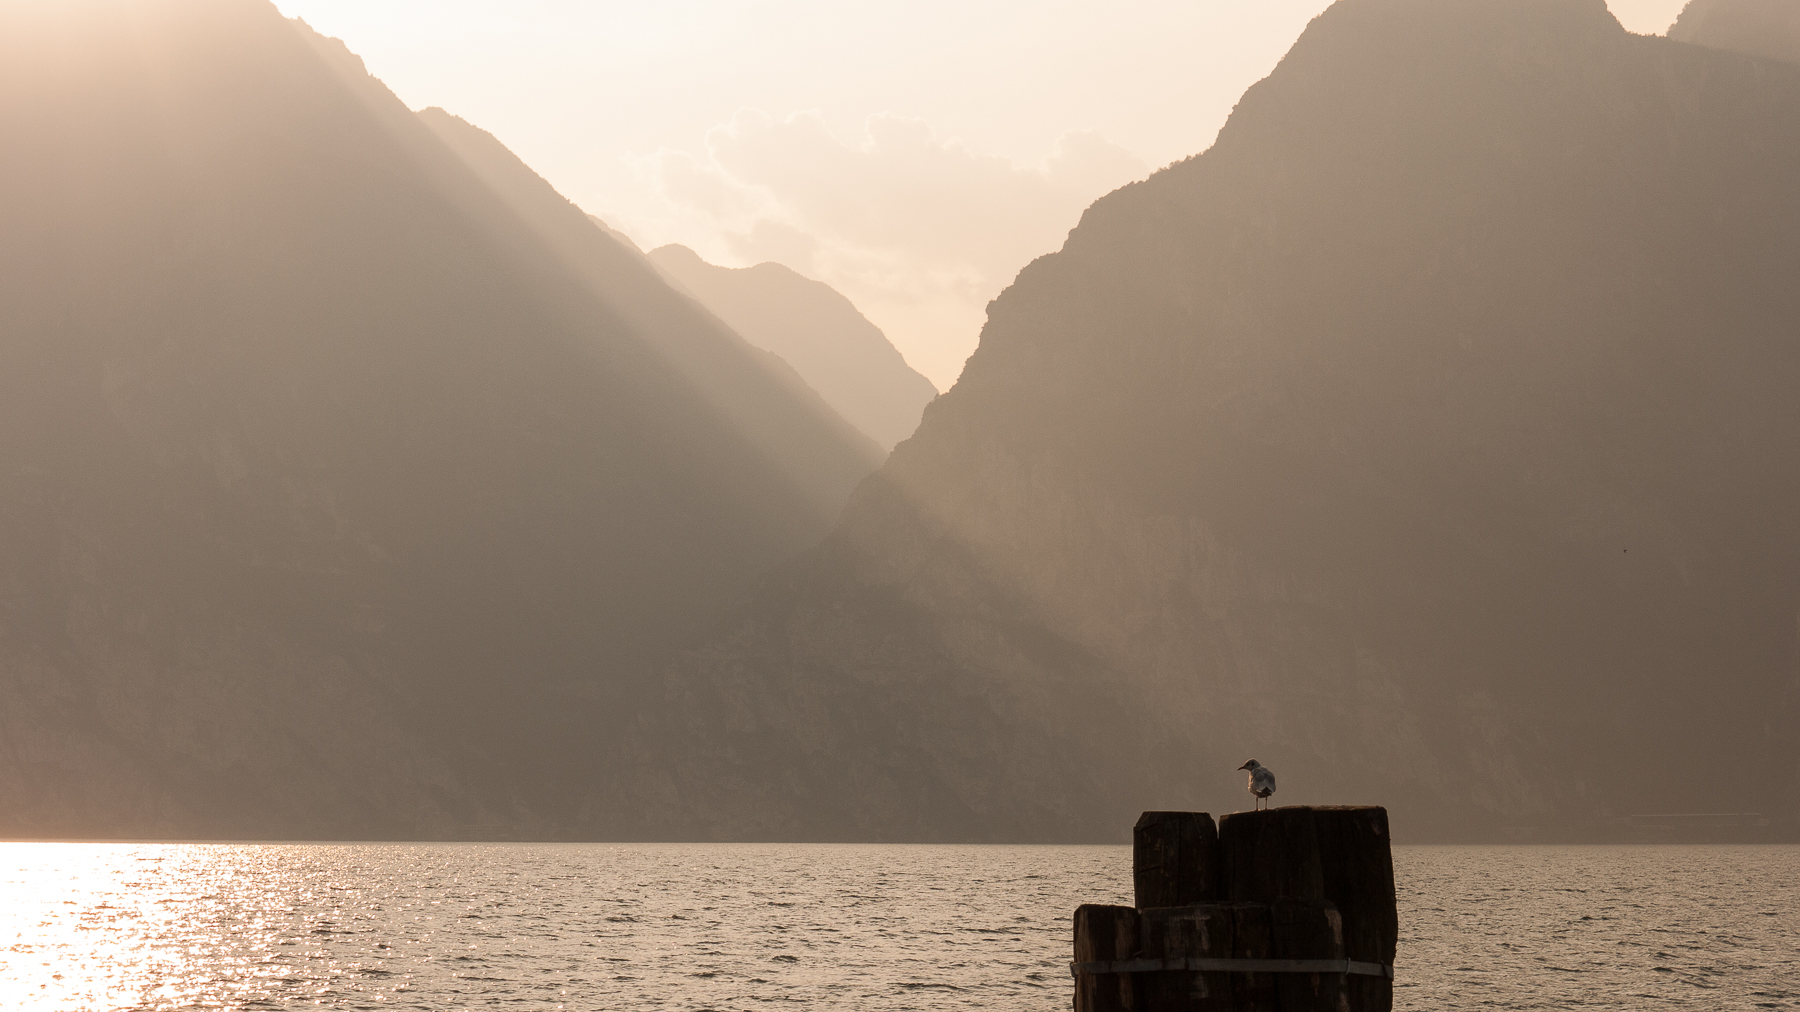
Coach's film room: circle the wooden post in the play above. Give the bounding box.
[1217,808,1325,904]
[1136,904,1237,1011]
[1076,807,1396,1012]
[1312,807,1396,1012]
[1227,902,1277,1012]
[1270,899,1348,1012]
[1134,812,1222,909]
[1219,807,1396,1012]
[1074,904,1139,1012]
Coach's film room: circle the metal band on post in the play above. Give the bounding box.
[1070,957,1394,979]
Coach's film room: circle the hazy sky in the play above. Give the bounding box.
[273,0,1693,388]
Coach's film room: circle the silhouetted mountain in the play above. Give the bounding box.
[0,0,880,839]
[1670,0,1800,63]
[648,0,1800,841]
[648,245,939,450]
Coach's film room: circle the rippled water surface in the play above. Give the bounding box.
[2,842,1795,1010]
[1396,846,1799,1010]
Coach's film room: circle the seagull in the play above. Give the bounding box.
[1239,759,1276,811]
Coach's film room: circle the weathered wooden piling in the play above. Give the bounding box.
[1073,806,1396,1012]
[1221,807,1396,1012]
[1134,903,1236,1011]
[1074,904,1139,1012]
[1226,901,1277,1011]
[1134,812,1221,908]
[1267,899,1349,1012]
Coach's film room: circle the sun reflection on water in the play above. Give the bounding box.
[0,841,1122,1011]
[0,842,431,1011]
[2,843,193,1009]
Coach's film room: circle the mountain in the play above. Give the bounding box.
[415,109,884,476]
[646,0,1800,842]
[1670,0,1800,63]
[648,245,939,451]
[0,0,880,839]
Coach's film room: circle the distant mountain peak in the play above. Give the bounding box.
[651,242,706,267]
[648,245,938,451]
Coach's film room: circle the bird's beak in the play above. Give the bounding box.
[1237,763,1250,770]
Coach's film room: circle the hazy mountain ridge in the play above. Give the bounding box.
[647,245,939,451]
[6,0,1799,843]
[416,110,885,481]
[0,0,879,838]
[647,0,1800,841]
[1670,0,1800,63]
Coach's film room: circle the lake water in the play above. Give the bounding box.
[1,842,1795,1010]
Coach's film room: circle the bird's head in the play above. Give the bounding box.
[1238,759,1260,771]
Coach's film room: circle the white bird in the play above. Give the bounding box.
[1239,759,1276,811]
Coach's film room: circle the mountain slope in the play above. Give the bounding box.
[417,110,885,482]
[0,0,880,838]
[648,245,939,450]
[1670,0,1800,63]
[651,0,1800,841]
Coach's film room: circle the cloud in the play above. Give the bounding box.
[646,147,755,220]
[721,219,821,274]
[637,110,1148,387]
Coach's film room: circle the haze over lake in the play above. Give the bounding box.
[6,0,1800,1007]
[8,0,1798,848]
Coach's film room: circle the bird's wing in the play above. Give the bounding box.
[1253,769,1277,793]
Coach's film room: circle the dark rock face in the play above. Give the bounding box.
[648,244,940,451]
[0,0,880,838]
[655,0,1800,841]
[1670,0,1800,64]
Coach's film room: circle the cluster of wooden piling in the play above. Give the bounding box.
[1073,807,1397,1011]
